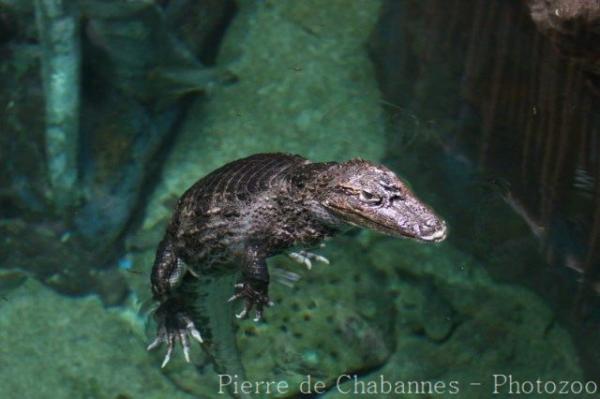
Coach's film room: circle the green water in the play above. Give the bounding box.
[0,0,598,398]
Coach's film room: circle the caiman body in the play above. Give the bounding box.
[147,153,447,395]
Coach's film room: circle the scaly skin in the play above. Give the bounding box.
[147,152,447,371]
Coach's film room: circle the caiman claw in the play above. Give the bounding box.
[288,249,329,270]
[147,299,203,368]
[228,280,272,322]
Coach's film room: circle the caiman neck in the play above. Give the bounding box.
[287,161,345,227]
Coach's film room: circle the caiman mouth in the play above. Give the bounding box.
[328,203,447,243]
[328,205,416,240]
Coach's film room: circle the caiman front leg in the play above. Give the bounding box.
[228,246,272,322]
[148,238,203,368]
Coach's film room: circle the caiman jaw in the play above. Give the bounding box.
[336,204,447,243]
[322,186,447,243]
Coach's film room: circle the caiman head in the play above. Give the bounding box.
[317,159,447,242]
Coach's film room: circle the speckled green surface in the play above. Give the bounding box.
[0,279,194,399]
[322,239,582,399]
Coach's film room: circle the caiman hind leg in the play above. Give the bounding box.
[148,238,203,367]
[228,246,273,322]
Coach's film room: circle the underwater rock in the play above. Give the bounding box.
[0,0,235,303]
[161,0,237,63]
[81,0,235,102]
[0,270,27,299]
[72,0,236,255]
[339,237,583,399]
[76,0,234,242]
[0,279,194,399]
[0,219,129,305]
[234,238,392,398]
[0,0,48,217]
[527,0,600,80]
[420,284,455,342]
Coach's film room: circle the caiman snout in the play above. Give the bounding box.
[317,158,448,244]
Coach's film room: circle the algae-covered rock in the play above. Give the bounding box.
[321,238,583,399]
[234,238,393,398]
[0,279,193,399]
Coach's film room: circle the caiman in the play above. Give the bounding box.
[147,153,447,397]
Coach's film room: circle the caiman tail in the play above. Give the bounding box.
[194,273,252,399]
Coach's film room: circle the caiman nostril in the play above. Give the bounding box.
[421,221,447,242]
[425,218,438,227]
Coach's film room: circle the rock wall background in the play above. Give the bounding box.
[369,0,600,379]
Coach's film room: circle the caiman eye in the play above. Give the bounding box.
[359,190,382,205]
